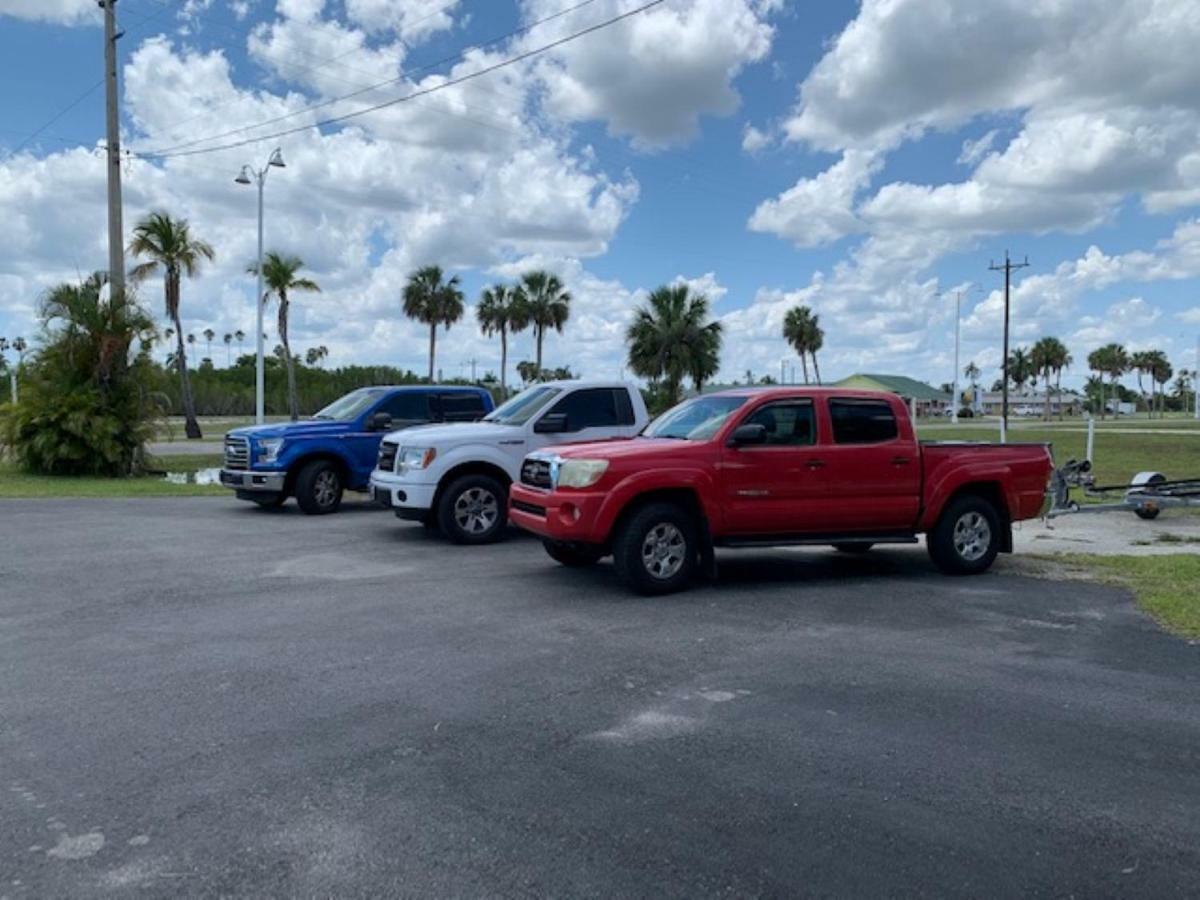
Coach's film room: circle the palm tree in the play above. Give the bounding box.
[1149,350,1171,418]
[1007,346,1033,393]
[223,332,233,366]
[1087,347,1108,418]
[807,313,825,384]
[403,265,464,383]
[1131,350,1155,417]
[515,270,571,373]
[202,327,215,361]
[128,212,214,439]
[1088,343,1129,417]
[249,252,321,421]
[1030,336,1068,420]
[626,284,723,407]
[305,345,329,367]
[235,329,245,359]
[782,306,813,383]
[476,283,524,397]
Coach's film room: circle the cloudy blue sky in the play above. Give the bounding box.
[1,0,1198,390]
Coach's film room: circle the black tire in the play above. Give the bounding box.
[833,542,873,554]
[612,502,697,595]
[1134,507,1160,521]
[437,474,507,544]
[294,460,344,515]
[543,539,605,568]
[250,493,286,509]
[927,494,1001,575]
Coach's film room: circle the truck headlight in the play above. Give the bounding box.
[258,438,284,464]
[556,459,609,489]
[398,447,437,472]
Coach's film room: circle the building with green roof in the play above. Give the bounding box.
[833,374,952,416]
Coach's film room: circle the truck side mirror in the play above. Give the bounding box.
[368,411,393,432]
[534,412,569,434]
[728,423,768,447]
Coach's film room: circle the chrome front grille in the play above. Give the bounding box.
[377,440,399,472]
[520,457,552,490]
[224,436,250,471]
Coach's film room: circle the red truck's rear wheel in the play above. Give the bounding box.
[613,502,697,595]
[928,495,1000,575]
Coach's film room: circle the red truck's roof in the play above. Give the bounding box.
[705,386,896,401]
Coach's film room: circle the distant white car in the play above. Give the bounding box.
[369,380,649,543]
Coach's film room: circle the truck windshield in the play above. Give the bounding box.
[312,388,387,421]
[482,386,561,425]
[643,396,747,441]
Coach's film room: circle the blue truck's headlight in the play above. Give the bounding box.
[258,438,284,463]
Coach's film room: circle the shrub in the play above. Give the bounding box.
[0,274,164,476]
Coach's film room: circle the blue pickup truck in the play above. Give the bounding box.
[219,385,494,514]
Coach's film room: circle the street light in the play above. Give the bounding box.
[944,285,981,424]
[235,147,286,424]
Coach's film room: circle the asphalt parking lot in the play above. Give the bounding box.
[2,498,1199,897]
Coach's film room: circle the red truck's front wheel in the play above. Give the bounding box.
[613,502,697,595]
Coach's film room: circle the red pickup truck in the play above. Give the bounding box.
[508,388,1053,594]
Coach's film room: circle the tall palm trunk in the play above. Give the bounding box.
[811,352,821,385]
[1043,366,1052,420]
[169,272,202,439]
[278,292,299,421]
[535,325,544,374]
[428,322,437,383]
[499,327,508,397]
[799,354,809,384]
[1056,368,1064,420]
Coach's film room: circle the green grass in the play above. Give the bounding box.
[155,416,289,442]
[0,456,225,498]
[1054,554,1200,640]
[917,423,1200,488]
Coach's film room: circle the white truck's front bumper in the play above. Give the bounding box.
[369,471,438,519]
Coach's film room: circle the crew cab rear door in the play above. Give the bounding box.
[818,397,920,530]
[531,387,640,450]
[720,398,828,534]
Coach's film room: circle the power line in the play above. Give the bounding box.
[136,0,610,158]
[7,0,179,156]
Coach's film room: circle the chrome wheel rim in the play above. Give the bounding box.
[455,487,499,534]
[314,470,340,508]
[641,523,686,580]
[953,511,991,561]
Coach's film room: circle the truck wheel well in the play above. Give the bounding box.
[284,453,349,495]
[943,481,1013,552]
[608,488,709,549]
[433,461,512,507]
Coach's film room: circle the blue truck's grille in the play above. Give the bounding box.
[377,440,399,472]
[224,436,250,471]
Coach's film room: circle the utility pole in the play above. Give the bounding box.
[100,0,125,303]
[988,251,1029,442]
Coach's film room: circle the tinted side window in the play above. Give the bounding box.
[829,400,898,444]
[378,392,432,422]
[438,392,487,422]
[547,388,624,431]
[744,402,816,446]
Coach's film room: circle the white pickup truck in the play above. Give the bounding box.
[369,380,649,543]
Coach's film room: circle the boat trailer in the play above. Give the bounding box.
[1047,458,1200,520]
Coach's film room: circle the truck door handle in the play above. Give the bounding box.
[806,459,826,470]
[892,456,911,465]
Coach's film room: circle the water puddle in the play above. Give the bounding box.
[162,467,222,485]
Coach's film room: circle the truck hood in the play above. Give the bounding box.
[382,421,520,446]
[547,436,697,462]
[228,420,352,441]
